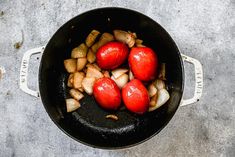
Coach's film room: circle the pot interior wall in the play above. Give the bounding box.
[39,8,184,148]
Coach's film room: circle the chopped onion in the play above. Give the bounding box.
[86,66,103,79]
[148,88,170,112]
[73,72,85,89]
[81,77,96,95]
[135,39,143,45]
[129,70,134,80]
[106,114,118,120]
[111,68,128,79]
[111,74,129,89]
[64,59,77,73]
[148,84,158,97]
[87,49,96,63]
[86,63,101,71]
[153,79,166,90]
[149,94,158,107]
[113,30,135,48]
[66,98,80,112]
[85,30,100,47]
[67,74,74,87]
[71,43,88,58]
[91,33,114,52]
[77,57,87,71]
[69,89,84,101]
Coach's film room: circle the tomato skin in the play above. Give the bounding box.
[93,78,121,110]
[96,42,129,69]
[122,79,150,114]
[129,47,158,81]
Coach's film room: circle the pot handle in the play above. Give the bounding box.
[180,54,203,106]
[19,46,45,97]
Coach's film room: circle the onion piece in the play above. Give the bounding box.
[86,67,103,79]
[87,49,96,63]
[149,94,158,107]
[113,30,136,48]
[148,84,158,97]
[111,68,128,79]
[86,63,101,71]
[106,114,118,120]
[92,63,101,71]
[111,74,128,89]
[64,59,77,73]
[85,30,100,47]
[148,88,170,112]
[153,79,166,90]
[91,33,114,53]
[135,39,143,45]
[77,57,87,71]
[71,43,88,58]
[66,98,80,112]
[129,70,134,80]
[67,74,74,87]
[73,72,85,89]
[81,77,96,95]
[69,89,84,101]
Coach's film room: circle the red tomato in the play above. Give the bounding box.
[93,77,121,110]
[129,47,158,81]
[96,42,129,69]
[122,79,150,114]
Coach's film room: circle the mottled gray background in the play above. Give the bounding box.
[0,0,234,157]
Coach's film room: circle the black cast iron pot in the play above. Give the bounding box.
[20,7,203,149]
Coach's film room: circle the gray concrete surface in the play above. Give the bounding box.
[0,0,234,157]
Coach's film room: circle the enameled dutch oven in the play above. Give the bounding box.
[19,7,203,149]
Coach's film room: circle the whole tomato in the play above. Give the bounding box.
[93,77,121,110]
[122,79,150,114]
[96,42,129,69]
[129,47,158,81]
